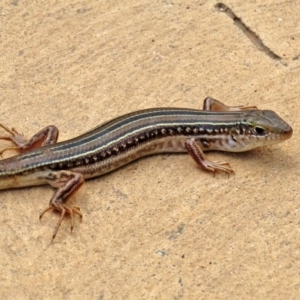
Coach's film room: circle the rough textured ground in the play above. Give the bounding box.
[1,0,299,299]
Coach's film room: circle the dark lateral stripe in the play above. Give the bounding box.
[50,109,244,152]
[4,108,248,173]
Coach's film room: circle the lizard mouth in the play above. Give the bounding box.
[282,125,293,140]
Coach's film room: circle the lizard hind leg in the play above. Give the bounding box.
[40,170,84,242]
[0,124,59,156]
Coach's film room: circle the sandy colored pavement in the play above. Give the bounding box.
[1,0,300,299]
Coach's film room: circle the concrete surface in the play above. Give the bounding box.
[0,0,299,299]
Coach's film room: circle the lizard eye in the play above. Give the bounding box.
[254,126,266,135]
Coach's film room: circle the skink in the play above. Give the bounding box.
[0,97,292,240]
